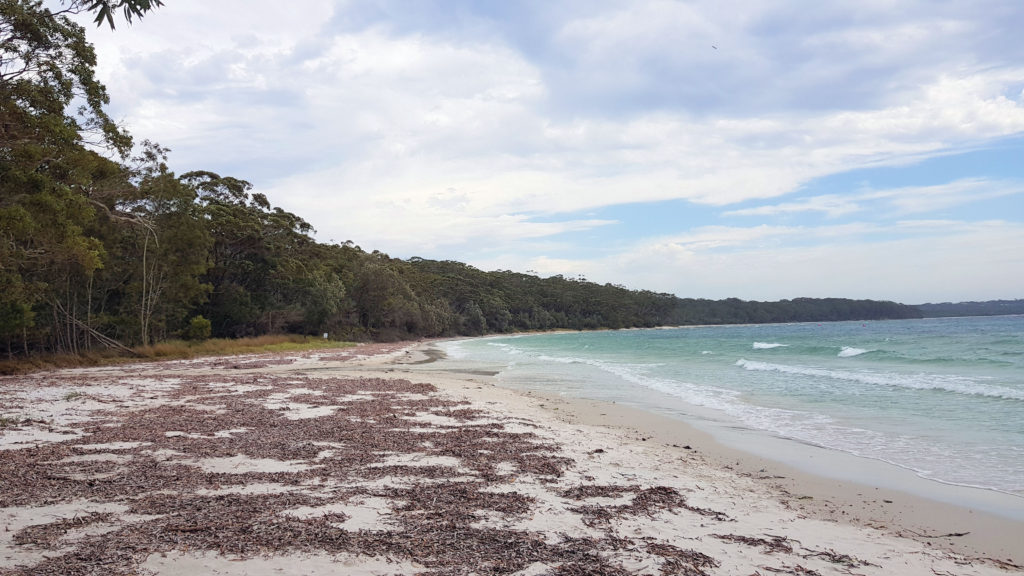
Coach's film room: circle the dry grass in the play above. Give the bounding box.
[136,334,356,358]
[0,350,121,375]
[0,335,356,375]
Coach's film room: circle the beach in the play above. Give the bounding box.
[1,341,1021,575]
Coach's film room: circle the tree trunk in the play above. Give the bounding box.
[141,232,149,347]
[86,274,93,350]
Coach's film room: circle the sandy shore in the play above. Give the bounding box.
[1,341,1022,575]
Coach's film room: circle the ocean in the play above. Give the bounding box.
[437,316,1024,505]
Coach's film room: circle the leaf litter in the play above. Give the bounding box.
[0,358,737,576]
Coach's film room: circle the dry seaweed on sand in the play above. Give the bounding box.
[646,541,720,576]
[2,366,671,575]
[758,564,824,576]
[548,561,634,576]
[800,547,879,568]
[568,485,730,528]
[559,484,639,500]
[712,533,794,554]
[12,512,116,549]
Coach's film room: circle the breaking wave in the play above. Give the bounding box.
[735,359,1024,401]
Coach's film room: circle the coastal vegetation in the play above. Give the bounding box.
[1,0,923,363]
[917,299,1024,318]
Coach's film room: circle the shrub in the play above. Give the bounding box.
[183,315,213,342]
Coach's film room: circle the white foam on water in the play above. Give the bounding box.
[490,342,523,355]
[753,342,788,349]
[838,346,869,357]
[440,340,467,359]
[554,356,1024,497]
[536,354,577,364]
[735,359,1024,401]
[554,357,929,473]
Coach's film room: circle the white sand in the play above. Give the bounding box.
[142,551,422,575]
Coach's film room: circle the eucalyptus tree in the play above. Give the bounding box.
[183,171,351,338]
[1,0,134,353]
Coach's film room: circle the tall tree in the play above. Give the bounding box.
[1,0,131,353]
[88,143,212,346]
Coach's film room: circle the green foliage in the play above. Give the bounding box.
[2,0,133,355]
[182,315,211,341]
[917,299,1024,318]
[181,170,329,337]
[2,0,132,153]
[0,270,35,344]
[397,260,922,336]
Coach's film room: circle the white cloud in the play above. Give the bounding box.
[513,220,1024,303]
[863,178,1024,214]
[727,178,1024,218]
[263,65,1024,255]
[725,195,862,218]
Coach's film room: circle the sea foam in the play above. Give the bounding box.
[838,346,869,357]
[735,359,1024,401]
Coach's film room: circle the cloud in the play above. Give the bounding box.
[863,178,1024,214]
[725,195,862,218]
[727,178,1024,218]
[540,0,1024,114]
[502,220,1024,303]
[262,64,1024,253]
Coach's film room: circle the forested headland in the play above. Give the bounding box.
[916,300,1024,318]
[1,1,923,360]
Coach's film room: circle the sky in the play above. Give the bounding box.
[69,0,1024,304]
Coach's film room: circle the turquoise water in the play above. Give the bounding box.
[440,316,1024,497]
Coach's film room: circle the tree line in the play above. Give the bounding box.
[916,300,1024,318]
[0,0,923,358]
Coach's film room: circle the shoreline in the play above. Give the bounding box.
[427,326,1024,510]
[411,341,1024,565]
[529,390,1024,563]
[1,341,1021,574]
